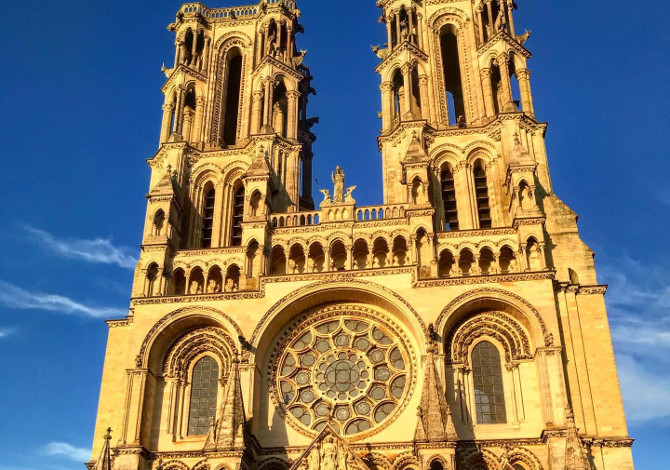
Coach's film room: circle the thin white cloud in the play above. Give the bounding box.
[0,327,17,339]
[43,442,90,462]
[21,225,137,269]
[598,254,670,422]
[0,281,126,319]
[617,354,670,422]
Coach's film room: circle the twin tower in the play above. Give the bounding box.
[89,1,634,470]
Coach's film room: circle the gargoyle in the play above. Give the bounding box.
[515,30,531,45]
[371,45,389,60]
[293,49,307,67]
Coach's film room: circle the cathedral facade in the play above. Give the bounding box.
[88,1,635,469]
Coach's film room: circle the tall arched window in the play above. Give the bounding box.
[392,69,404,120]
[187,356,219,436]
[223,49,243,146]
[201,184,216,248]
[472,341,506,424]
[439,25,465,125]
[440,166,458,230]
[231,185,244,246]
[474,162,492,228]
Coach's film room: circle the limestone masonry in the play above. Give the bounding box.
[88,1,635,469]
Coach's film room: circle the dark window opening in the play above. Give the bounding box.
[474,164,492,228]
[441,168,459,230]
[223,52,243,146]
[440,27,465,125]
[231,186,244,246]
[201,186,215,248]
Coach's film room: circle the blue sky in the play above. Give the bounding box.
[0,1,668,468]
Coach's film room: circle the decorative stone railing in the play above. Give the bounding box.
[271,211,321,228]
[355,205,406,221]
[180,3,259,20]
[180,0,296,20]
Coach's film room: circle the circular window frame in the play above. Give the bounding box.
[268,304,417,441]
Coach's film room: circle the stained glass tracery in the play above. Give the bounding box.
[275,314,410,436]
[472,341,507,424]
[188,356,219,435]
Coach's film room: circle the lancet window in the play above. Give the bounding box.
[222,48,243,146]
[187,356,219,436]
[472,341,507,424]
[473,162,492,228]
[231,185,244,247]
[201,184,216,248]
[439,25,465,125]
[440,166,459,230]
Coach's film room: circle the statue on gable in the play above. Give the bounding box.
[320,436,338,470]
[332,166,345,203]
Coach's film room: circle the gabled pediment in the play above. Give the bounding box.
[288,424,369,470]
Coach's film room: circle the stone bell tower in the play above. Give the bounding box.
[89,1,634,469]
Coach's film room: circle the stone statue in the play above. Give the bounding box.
[190,280,202,295]
[224,278,238,292]
[207,279,221,294]
[320,436,338,470]
[319,189,332,205]
[331,166,345,203]
[308,446,320,470]
[344,185,357,203]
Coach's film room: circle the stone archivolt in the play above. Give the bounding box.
[88,0,634,469]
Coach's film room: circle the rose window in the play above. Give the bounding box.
[274,314,411,436]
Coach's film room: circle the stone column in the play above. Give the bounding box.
[380,82,393,131]
[386,16,393,50]
[251,90,264,134]
[182,108,194,142]
[418,75,431,121]
[401,64,414,120]
[498,55,514,110]
[416,12,424,49]
[480,68,496,118]
[173,41,181,68]
[394,12,401,47]
[518,244,529,271]
[454,163,476,229]
[192,96,206,145]
[516,68,535,116]
[202,37,211,73]
[179,42,187,65]
[160,103,175,143]
[262,79,275,132]
[174,86,185,135]
[477,7,486,44]
[346,245,353,270]
[486,0,495,38]
[286,26,294,63]
[507,0,516,36]
[287,90,300,139]
[191,30,199,65]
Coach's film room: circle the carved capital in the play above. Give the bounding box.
[516,68,531,80]
[380,81,393,92]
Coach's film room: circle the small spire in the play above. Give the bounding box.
[92,427,113,470]
[203,358,246,451]
[511,133,532,162]
[404,131,428,163]
[414,352,457,441]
